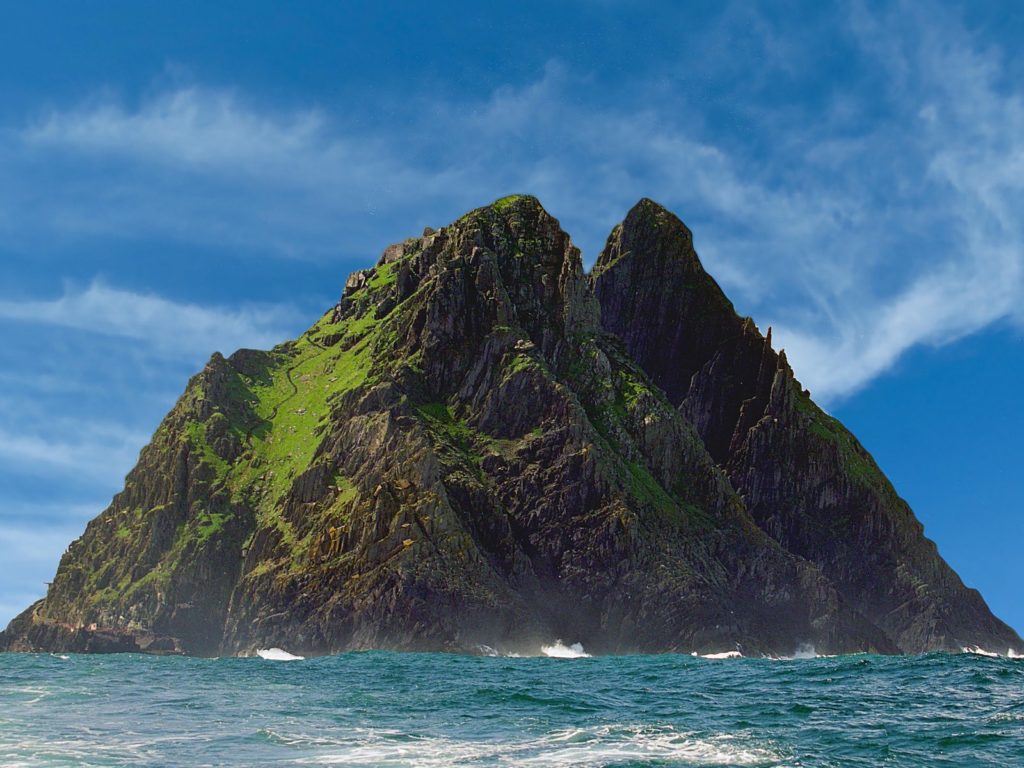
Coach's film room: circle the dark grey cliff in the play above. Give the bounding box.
[592,198,1022,654]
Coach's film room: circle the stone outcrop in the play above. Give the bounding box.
[2,195,1018,656]
[593,198,1021,654]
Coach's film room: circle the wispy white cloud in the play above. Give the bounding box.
[0,499,105,526]
[7,62,827,265]
[26,88,329,175]
[0,281,298,359]
[0,423,147,486]
[22,86,417,200]
[10,88,442,257]
[0,522,90,563]
[1,4,1022,404]
[0,282,300,530]
[770,2,1024,399]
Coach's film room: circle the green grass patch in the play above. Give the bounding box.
[503,352,539,378]
[492,194,529,212]
[626,461,678,518]
[367,259,399,290]
[184,421,230,483]
[72,239,433,603]
[195,512,232,546]
[793,384,886,489]
[414,402,505,472]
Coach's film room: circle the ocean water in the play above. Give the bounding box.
[1,649,1022,766]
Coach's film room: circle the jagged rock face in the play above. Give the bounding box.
[591,201,740,415]
[593,199,1022,654]
[2,195,1017,657]
[3,354,256,655]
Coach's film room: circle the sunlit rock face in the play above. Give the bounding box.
[2,196,1018,657]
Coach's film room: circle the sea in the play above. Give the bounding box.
[1,645,1022,767]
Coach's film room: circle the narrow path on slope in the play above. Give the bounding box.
[243,335,332,449]
[264,332,335,427]
[267,363,300,425]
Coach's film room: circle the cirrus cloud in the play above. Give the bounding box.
[0,4,1022,408]
[0,281,299,359]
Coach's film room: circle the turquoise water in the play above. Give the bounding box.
[1,651,1022,766]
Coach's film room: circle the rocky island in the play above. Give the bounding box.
[2,196,1019,657]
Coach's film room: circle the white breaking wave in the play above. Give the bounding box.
[256,647,305,661]
[692,650,743,660]
[791,643,817,659]
[962,646,1001,658]
[540,641,591,659]
[288,724,779,766]
[963,646,1024,659]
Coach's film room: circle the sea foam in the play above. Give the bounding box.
[791,643,817,659]
[693,650,743,659]
[962,646,1024,660]
[962,646,1001,658]
[290,724,777,766]
[256,647,305,661]
[540,640,591,658]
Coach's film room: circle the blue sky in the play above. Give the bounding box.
[0,1,1021,637]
